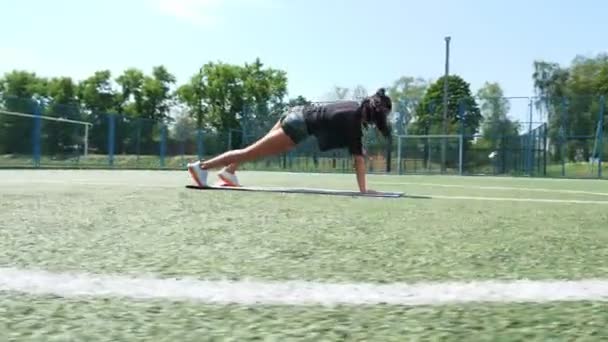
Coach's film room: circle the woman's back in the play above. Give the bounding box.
[302,101,363,154]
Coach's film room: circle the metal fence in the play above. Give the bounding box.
[0,96,606,179]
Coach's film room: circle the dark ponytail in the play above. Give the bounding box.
[363,88,392,137]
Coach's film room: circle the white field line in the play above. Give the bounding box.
[375,181,608,197]
[2,180,608,205]
[425,195,608,205]
[0,179,178,189]
[1,268,608,306]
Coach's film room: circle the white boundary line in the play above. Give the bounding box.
[1,268,608,306]
[2,180,608,204]
[425,195,608,205]
[375,181,608,197]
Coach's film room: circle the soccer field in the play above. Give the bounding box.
[2,170,608,341]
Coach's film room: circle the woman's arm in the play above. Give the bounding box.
[354,155,367,192]
[354,155,377,193]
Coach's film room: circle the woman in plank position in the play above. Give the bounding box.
[187,88,392,193]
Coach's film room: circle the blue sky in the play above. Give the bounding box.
[2,0,607,106]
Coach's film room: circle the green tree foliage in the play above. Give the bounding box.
[532,54,608,161]
[412,75,481,136]
[77,70,118,154]
[409,75,481,169]
[287,95,311,107]
[116,68,145,116]
[43,77,83,156]
[175,58,287,146]
[115,66,177,154]
[0,71,47,154]
[474,82,522,172]
[476,82,520,145]
[176,72,205,130]
[387,76,429,134]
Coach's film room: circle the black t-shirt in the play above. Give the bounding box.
[302,101,364,155]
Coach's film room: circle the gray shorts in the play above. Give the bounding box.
[280,107,310,144]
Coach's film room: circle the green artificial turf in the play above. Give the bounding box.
[1,170,607,282]
[2,170,608,340]
[1,294,607,341]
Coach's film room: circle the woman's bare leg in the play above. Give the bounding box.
[200,125,295,170]
[222,119,283,174]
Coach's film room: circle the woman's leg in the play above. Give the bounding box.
[222,119,283,174]
[200,125,295,170]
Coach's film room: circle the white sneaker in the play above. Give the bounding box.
[218,168,240,187]
[187,161,208,187]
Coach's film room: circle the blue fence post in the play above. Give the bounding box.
[526,98,534,176]
[599,96,605,178]
[458,100,465,175]
[560,98,568,177]
[32,101,42,168]
[108,114,115,167]
[136,119,142,163]
[197,129,204,160]
[159,124,167,168]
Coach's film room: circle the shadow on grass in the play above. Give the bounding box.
[185,185,432,200]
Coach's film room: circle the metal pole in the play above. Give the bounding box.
[459,134,463,175]
[527,98,533,175]
[397,136,402,175]
[84,125,89,159]
[197,66,204,131]
[32,102,42,168]
[599,96,605,178]
[442,36,451,173]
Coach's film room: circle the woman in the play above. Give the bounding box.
[187,88,392,193]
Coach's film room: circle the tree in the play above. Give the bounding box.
[388,76,430,134]
[43,77,83,155]
[0,71,47,154]
[532,54,608,161]
[476,82,520,145]
[176,72,205,130]
[170,106,197,142]
[141,65,176,122]
[411,75,481,169]
[116,68,145,116]
[322,86,350,101]
[412,75,481,136]
[474,82,521,173]
[240,58,288,133]
[77,70,119,153]
[175,58,287,147]
[287,95,311,107]
[352,85,368,101]
[78,70,118,114]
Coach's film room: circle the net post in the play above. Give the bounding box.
[32,101,42,168]
[197,129,204,160]
[458,99,465,176]
[561,98,567,177]
[599,95,605,178]
[527,98,534,176]
[459,134,463,175]
[386,133,392,174]
[159,124,167,168]
[108,114,115,167]
[397,135,402,175]
[542,123,547,176]
[136,119,142,163]
[84,124,89,159]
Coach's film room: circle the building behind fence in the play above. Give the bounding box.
[0,95,606,179]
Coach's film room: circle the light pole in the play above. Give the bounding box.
[442,36,451,173]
